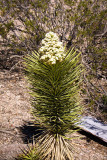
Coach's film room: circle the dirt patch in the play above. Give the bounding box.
[0,70,32,159]
[0,143,28,160]
[0,70,107,160]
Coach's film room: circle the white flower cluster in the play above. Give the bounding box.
[39,31,65,64]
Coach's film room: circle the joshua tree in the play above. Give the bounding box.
[0,0,106,118]
[24,31,83,160]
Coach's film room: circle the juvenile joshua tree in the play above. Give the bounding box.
[24,31,83,160]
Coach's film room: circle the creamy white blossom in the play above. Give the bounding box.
[40,55,47,60]
[51,60,56,64]
[39,31,65,64]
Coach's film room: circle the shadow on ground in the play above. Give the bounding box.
[78,130,107,147]
[19,122,45,143]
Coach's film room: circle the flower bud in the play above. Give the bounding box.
[39,31,65,64]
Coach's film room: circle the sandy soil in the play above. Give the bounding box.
[0,70,107,160]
